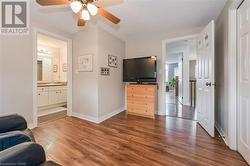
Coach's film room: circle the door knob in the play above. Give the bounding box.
[206,82,212,86]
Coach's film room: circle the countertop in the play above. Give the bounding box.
[38,83,67,87]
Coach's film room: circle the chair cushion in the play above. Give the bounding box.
[39,161,61,166]
[0,142,46,166]
[0,131,33,151]
[0,115,27,133]
[23,129,36,142]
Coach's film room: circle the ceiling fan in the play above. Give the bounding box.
[36,0,120,27]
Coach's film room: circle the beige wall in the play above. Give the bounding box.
[60,46,68,82]
[72,27,99,118]
[125,27,202,114]
[1,35,34,123]
[0,36,3,114]
[215,0,234,140]
[0,22,72,125]
[97,28,125,117]
[72,27,125,120]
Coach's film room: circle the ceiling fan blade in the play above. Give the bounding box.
[98,8,120,24]
[36,0,71,6]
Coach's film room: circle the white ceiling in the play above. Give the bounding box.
[166,39,197,64]
[31,0,226,40]
[37,33,67,48]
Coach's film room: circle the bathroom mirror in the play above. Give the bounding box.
[37,57,53,82]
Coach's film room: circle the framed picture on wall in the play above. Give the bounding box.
[53,65,58,72]
[108,54,118,68]
[78,54,93,72]
[62,63,67,72]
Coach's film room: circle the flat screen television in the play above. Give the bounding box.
[123,56,157,83]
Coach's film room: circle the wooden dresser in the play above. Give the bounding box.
[127,84,158,119]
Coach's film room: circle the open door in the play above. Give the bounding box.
[196,20,215,137]
[237,0,250,163]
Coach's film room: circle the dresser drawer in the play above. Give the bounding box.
[127,103,154,117]
[127,94,155,103]
[126,84,157,119]
[128,86,155,95]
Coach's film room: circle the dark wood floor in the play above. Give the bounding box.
[33,112,247,166]
[166,91,197,120]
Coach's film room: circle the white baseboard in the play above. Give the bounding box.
[98,107,125,123]
[28,123,36,129]
[72,107,125,124]
[215,121,228,145]
[71,112,99,123]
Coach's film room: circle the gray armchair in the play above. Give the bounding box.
[0,115,60,166]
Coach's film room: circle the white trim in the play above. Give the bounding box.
[72,112,99,123]
[32,27,73,128]
[215,121,228,145]
[28,123,36,129]
[72,107,125,124]
[227,0,244,151]
[160,34,198,115]
[98,107,125,123]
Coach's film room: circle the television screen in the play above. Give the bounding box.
[123,56,157,83]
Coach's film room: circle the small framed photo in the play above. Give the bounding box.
[100,67,110,76]
[78,54,93,72]
[53,65,58,72]
[108,54,118,68]
[62,63,67,72]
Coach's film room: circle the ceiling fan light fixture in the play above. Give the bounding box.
[70,1,82,13]
[82,9,90,20]
[87,3,98,16]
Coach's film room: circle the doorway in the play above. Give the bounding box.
[164,38,197,121]
[33,28,72,127]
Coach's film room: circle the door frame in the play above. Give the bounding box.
[227,0,244,151]
[32,27,73,128]
[161,34,198,115]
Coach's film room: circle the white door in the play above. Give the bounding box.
[237,0,250,164]
[178,54,183,103]
[196,20,215,137]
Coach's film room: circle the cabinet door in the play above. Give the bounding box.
[38,91,49,107]
[49,91,58,105]
[59,89,67,103]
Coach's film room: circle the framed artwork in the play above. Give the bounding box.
[53,65,58,72]
[62,63,67,72]
[100,67,110,76]
[108,54,118,68]
[78,54,93,72]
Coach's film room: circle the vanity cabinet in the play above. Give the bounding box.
[37,87,49,107]
[38,86,67,108]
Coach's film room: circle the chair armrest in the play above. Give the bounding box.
[0,114,27,133]
[0,142,46,165]
[0,131,33,151]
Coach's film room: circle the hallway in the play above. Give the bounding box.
[166,91,197,120]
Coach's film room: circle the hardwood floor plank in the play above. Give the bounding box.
[33,112,247,166]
